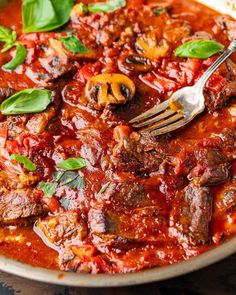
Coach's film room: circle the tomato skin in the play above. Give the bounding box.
[5,140,22,154]
[113,125,132,142]
[75,61,102,83]
[43,196,62,213]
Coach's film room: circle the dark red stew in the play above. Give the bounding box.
[0,0,235,274]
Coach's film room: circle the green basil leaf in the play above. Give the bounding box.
[10,153,37,171]
[60,197,70,210]
[0,25,17,53]
[59,36,88,54]
[2,42,27,70]
[97,182,110,195]
[22,0,74,33]
[175,40,224,59]
[57,157,86,170]
[1,88,52,115]
[66,175,84,189]
[58,171,78,185]
[88,0,126,13]
[39,181,57,198]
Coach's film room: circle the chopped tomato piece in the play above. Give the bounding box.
[0,128,8,148]
[76,62,102,83]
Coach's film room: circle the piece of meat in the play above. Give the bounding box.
[214,128,236,160]
[88,205,167,248]
[34,211,87,250]
[170,183,212,245]
[96,182,149,209]
[59,244,113,273]
[188,148,230,186]
[215,16,236,41]
[0,87,15,100]
[215,182,236,213]
[111,129,167,174]
[205,81,236,112]
[0,189,44,225]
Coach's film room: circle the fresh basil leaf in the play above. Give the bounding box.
[39,181,57,198]
[10,153,37,171]
[88,0,126,13]
[66,175,84,189]
[97,182,110,195]
[53,171,65,182]
[1,88,52,115]
[60,197,70,210]
[58,171,78,185]
[59,36,88,54]
[0,25,17,53]
[3,42,27,70]
[175,40,224,59]
[22,0,74,33]
[57,157,86,170]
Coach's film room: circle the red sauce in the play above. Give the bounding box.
[0,0,235,273]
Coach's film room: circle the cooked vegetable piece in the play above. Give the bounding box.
[118,54,152,74]
[10,154,37,172]
[59,36,88,54]
[97,182,110,196]
[39,181,57,198]
[57,158,87,170]
[3,42,27,70]
[88,0,126,13]
[1,88,52,115]
[175,40,224,59]
[136,33,170,60]
[22,0,74,33]
[85,73,135,109]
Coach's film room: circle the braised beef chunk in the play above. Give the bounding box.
[215,16,236,41]
[0,189,44,225]
[97,182,149,208]
[89,206,167,248]
[112,131,166,173]
[215,182,236,213]
[34,211,87,249]
[188,148,230,186]
[170,184,212,245]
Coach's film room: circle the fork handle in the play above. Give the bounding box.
[196,39,236,90]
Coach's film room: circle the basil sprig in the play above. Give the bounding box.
[0,25,17,53]
[3,43,27,70]
[175,40,224,59]
[54,171,85,189]
[57,157,86,170]
[10,154,37,172]
[22,0,74,33]
[1,88,52,115]
[59,36,88,54]
[0,25,27,70]
[39,181,57,198]
[87,0,126,13]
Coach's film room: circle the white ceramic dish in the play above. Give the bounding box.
[0,0,236,287]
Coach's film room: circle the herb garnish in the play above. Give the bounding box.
[39,182,57,198]
[3,43,27,70]
[56,157,86,170]
[0,25,27,70]
[10,154,37,172]
[175,40,224,59]
[97,182,110,196]
[78,0,126,13]
[59,36,88,54]
[1,88,52,115]
[22,0,74,33]
[60,197,70,210]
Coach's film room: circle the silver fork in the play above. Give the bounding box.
[130,39,236,137]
